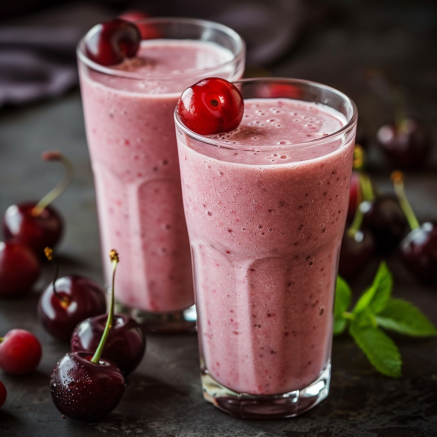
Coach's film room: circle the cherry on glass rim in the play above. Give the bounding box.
[177,77,244,135]
[118,10,161,40]
[85,18,141,66]
[0,329,42,375]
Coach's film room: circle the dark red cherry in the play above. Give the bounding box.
[377,119,432,170]
[3,202,63,256]
[0,241,41,298]
[71,314,145,375]
[3,151,73,256]
[118,10,160,40]
[361,195,407,255]
[50,352,124,422]
[399,222,437,284]
[338,228,375,281]
[0,380,6,408]
[0,329,42,375]
[177,77,244,135]
[38,275,107,342]
[85,18,141,66]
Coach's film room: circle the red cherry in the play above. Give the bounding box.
[38,275,107,343]
[0,241,41,298]
[3,151,74,256]
[0,329,42,375]
[3,202,63,256]
[71,314,145,375]
[400,222,437,284]
[118,10,160,40]
[0,380,6,408]
[377,119,432,170]
[338,228,375,281]
[177,78,244,135]
[50,352,124,421]
[85,18,141,66]
[391,172,437,284]
[361,195,407,255]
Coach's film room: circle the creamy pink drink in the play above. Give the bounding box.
[77,19,244,327]
[175,79,357,417]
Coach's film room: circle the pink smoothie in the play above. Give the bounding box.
[177,98,355,395]
[79,40,239,312]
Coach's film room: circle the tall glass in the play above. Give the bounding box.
[175,78,357,417]
[77,18,245,332]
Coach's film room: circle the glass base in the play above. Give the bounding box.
[201,363,330,419]
[114,299,197,334]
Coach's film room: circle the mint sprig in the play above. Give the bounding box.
[334,261,437,377]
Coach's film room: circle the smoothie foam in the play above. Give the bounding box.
[177,98,354,395]
[80,40,235,312]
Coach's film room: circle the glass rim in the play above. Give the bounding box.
[174,77,358,151]
[77,17,245,81]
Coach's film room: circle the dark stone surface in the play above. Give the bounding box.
[0,1,437,435]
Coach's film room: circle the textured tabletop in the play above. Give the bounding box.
[1,1,437,436]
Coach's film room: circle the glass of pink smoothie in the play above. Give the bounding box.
[175,78,357,417]
[77,19,245,332]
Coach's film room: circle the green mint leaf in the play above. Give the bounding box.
[333,276,352,335]
[368,262,393,314]
[376,298,437,337]
[353,262,392,314]
[334,318,347,335]
[349,316,402,378]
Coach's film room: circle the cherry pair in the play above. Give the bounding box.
[51,250,146,421]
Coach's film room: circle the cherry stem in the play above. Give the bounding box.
[391,171,420,231]
[0,338,3,344]
[361,173,374,202]
[44,247,70,307]
[32,151,74,217]
[348,145,373,237]
[91,249,118,364]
